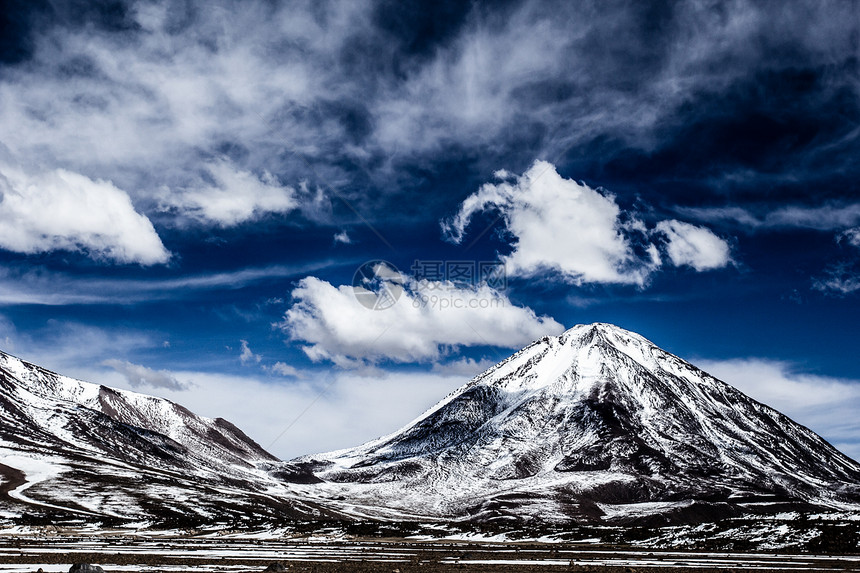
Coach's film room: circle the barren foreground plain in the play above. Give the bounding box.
[0,529,859,573]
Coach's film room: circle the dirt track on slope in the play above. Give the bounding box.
[0,463,26,501]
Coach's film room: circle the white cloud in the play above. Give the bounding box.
[443,161,730,285]
[696,358,860,461]
[164,162,297,226]
[333,230,352,244]
[655,220,733,271]
[0,163,169,265]
[279,270,564,366]
[443,161,654,285]
[267,362,302,378]
[239,340,262,365]
[102,359,189,391]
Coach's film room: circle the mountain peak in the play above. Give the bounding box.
[524,322,656,360]
[304,324,860,523]
[534,322,629,345]
[558,322,652,350]
[471,322,661,396]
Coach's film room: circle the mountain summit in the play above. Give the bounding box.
[301,323,860,523]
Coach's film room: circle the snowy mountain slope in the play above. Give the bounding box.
[0,351,276,465]
[298,323,860,524]
[0,349,335,522]
[2,323,859,527]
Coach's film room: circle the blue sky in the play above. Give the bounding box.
[1,0,860,460]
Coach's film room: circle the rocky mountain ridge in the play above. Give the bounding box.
[0,349,333,522]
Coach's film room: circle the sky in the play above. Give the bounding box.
[1,0,860,460]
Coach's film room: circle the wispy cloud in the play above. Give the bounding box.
[368,0,860,191]
[814,262,860,295]
[840,227,860,248]
[0,260,343,306]
[813,226,860,295]
[679,203,860,232]
[102,358,189,391]
[2,0,856,248]
[266,361,302,378]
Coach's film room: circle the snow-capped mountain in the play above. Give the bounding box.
[2,323,859,527]
[300,323,860,524]
[0,349,333,522]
